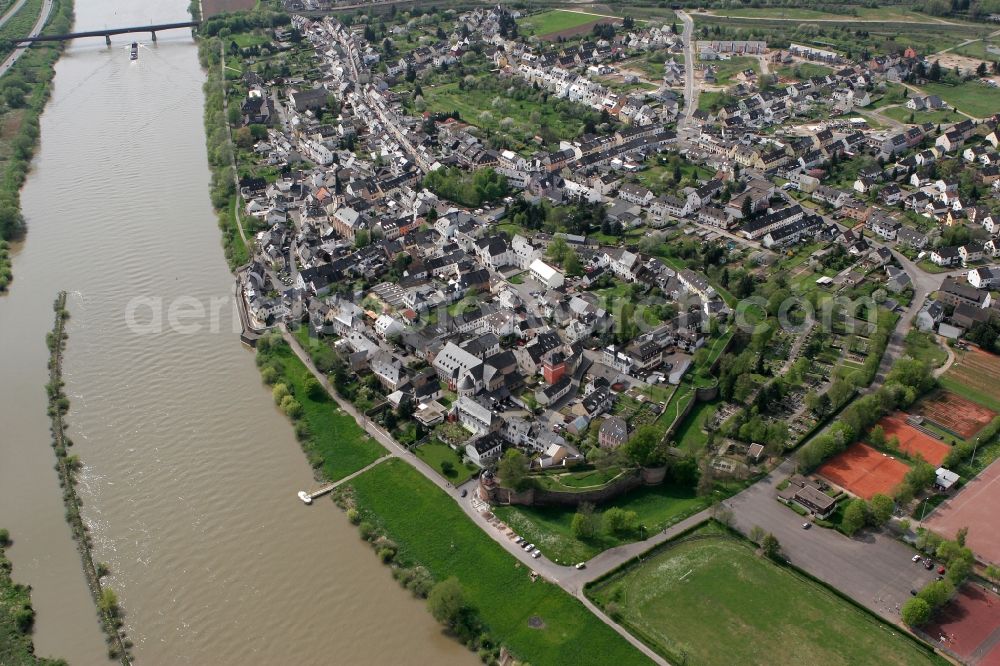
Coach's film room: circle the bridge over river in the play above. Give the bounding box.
[12,20,198,45]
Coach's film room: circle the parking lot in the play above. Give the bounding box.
[723,460,937,622]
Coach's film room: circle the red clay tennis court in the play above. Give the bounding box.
[878,414,950,467]
[917,390,997,440]
[925,458,1000,567]
[923,584,1000,665]
[817,443,909,499]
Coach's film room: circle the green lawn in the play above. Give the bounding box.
[414,441,479,483]
[915,81,1000,119]
[493,482,710,564]
[260,340,386,482]
[673,400,717,454]
[706,56,760,86]
[903,330,948,368]
[588,523,945,666]
[344,459,649,666]
[777,62,833,80]
[952,39,1000,62]
[881,106,961,126]
[517,10,607,36]
[697,90,729,112]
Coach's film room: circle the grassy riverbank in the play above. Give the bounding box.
[255,334,386,481]
[340,459,650,666]
[45,293,131,663]
[0,0,72,292]
[0,533,66,665]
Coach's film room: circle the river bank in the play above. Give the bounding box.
[45,292,131,664]
[0,532,65,666]
[0,0,71,292]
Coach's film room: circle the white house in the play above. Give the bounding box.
[530,259,565,288]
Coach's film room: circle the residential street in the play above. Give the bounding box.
[678,11,696,127]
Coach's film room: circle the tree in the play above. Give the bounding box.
[749,525,765,545]
[868,494,894,526]
[918,579,955,608]
[977,62,988,78]
[564,250,583,277]
[956,526,968,547]
[440,460,455,477]
[603,507,639,536]
[985,564,1000,585]
[427,577,468,629]
[304,376,326,402]
[98,587,119,616]
[622,425,666,468]
[868,424,886,449]
[741,195,753,219]
[841,498,868,536]
[498,449,530,490]
[901,597,932,626]
[571,509,597,539]
[761,533,782,560]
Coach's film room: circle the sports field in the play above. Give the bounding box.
[818,443,909,499]
[916,391,997,440]
[587,524,943,666]
[922,584,1000,665]
[878,414,950,466]
[942,348,1000,413]
[925,458,1000,566]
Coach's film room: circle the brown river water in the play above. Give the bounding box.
[0,1,471,663]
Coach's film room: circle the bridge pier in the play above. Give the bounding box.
[150,30,156,42]
[105,34,111,46]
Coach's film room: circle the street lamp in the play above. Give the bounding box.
[971,437,981,467]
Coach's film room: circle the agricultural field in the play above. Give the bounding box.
[344,459,649,666]
[493,482,709,564]
[940,347,1000,413]
[587,523,943,666]
[915,81,1000,118]
[517,10,618,40]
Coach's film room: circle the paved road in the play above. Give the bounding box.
[0,0,30,29]
[689,9,962,25]
[723,460,937,622]
[678,10,696,127]
[0,0,53,79]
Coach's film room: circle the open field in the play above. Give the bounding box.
[878,414,950,466]
[777,62,833,80]
[915,81,1000,119]
[345,459,648,665]
[202,0,255,17]
[916,391,997,440]
[518,10,619,40]
[587,523,944,666]
[881,105,962,126]
[922,584,1000,664]
[925,458,1000,566]
[263,340,386,481]
[818,442,909,499]
[942,347,1000,413]
[493,481,710,564]
[705,55,760,85]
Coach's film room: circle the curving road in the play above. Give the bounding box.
[0,0,31,29]
[0,0,54,79]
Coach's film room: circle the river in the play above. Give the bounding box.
[0,1,471,663]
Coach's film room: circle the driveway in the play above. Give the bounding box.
[722,460,937,622]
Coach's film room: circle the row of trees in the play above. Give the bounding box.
[901,527,979,626]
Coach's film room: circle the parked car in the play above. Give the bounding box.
[910,589,918,596]
[939,567,946,575]
[460,489,468,498]
[912,554,922,563]
[924,559,934,570]
[802,522,811,530]
[531,550,541,559]
[515,536,524,545]
[575,562,586,570]
[524,543,535,551]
